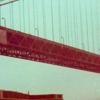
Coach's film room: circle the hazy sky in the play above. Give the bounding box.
[0,0,100,100]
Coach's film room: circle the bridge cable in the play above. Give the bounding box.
[65,0,70,44]
[79,0,85,49]
[11,2,14,29]
[18,0,21,31]
[32,0,36,35]
[70,0,74,46]
[58,0,62,43]
[72,0,78,46]
[0,6,1,26]
[35,0,39,36]
[96,0,99,53]
[9,2,14,29]
[22,0,25,32]
[42,0,47,38]
[90,0,95,52]
[64,0,67,44]
[51,0,54,41]
[85,1,89,51]
[28,0,31,33]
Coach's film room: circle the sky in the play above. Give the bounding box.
[0,0,100,100]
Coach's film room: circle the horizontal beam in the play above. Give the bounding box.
[0,26,100,73]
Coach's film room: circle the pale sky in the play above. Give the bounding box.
[0,0,100,100]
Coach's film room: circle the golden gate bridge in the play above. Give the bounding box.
[0,0,100,99]
[0,0,99,73]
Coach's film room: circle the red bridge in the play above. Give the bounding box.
[0,90,63,100]
[0,26,100,73]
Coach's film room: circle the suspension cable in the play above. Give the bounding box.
[96,0,99,53]
[85,1,89,51]
[51,0,54,41]
[65,0,70,44]
[90,0,95,52]
[35,0,39,36]
[70,0,74,46]
[0,6,1,26]
[72,0,77,46]
[64,0,67,44]
[79,0,85,49]
[11,2,14,29]
[22,0,25,32]
[32,0,36,35]
[58,0,62,42]
[0,0,19,6]
[18,0,21,31]
[28,0,31,33]
[42,0,47,38]
[9,3,13,28]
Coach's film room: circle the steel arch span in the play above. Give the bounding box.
[0,26,100,73]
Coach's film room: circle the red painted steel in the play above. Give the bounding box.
[0,26,100,73]
[0,90,63,100]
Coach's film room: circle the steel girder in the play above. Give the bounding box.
[0,26,100,73]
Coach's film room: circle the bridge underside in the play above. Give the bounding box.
[0,26,100,73]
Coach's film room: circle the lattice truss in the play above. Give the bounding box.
[0,26,100,73]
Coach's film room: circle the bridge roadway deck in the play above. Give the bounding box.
[0,26,100,73]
